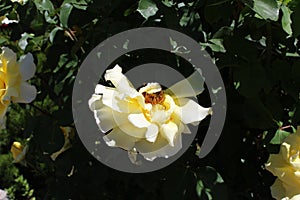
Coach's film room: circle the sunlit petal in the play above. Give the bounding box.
[160,121,178,146]
[175,98,211,124]
[128,113,159,142]
[95,84,143,113]
[104,65,140,99]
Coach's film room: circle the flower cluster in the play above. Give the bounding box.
[0,47,37,128]
[266,127,300,200]
[89,65,211,161]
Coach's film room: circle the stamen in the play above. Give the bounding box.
[143,91,165,105]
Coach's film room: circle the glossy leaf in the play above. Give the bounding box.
[137,0,158,20]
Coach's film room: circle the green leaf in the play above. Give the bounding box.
[34,0,55,14]
[162,0,175,7]
[291,1,300,37]
[49,27,63,43]
[270,129,290,144]
[196,180,204,197]
[63,0,89,10]
[137,0,158,20]
[201,39,226,53]
[60,3,73,28]
[281,5,292,35]
[243,0,279,21]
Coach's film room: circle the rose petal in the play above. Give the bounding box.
[180,122,191,134]
[118,121,146,139]
[104,65,140,99]
[12,82,37,103]
[95,84,143,113]
[138,82,162,94]
[1,47,18,74]
[93,106,118,133]
[145,124,159,142]
[128,113,159,142]
[160,121,178,146]
[19,53,36,81]
[270,179,287,200]
[266,154,287,175]
[167,68,204,98]
[135,133,182,161]
[103,127,137,150]
[88,94,103,111]
[175,99,211,124]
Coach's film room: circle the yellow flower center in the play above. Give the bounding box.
[141,92,175,124]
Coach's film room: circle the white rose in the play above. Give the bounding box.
[89,65,211,161]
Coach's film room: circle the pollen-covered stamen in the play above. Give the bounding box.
[142,90,165,105]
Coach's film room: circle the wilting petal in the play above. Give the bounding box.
[167,68,204,98]
[128,148,142,165]
[19,53,36,81]
[103,127,137,150]
[51,126,74,161]
[11,82,37,103]
[175,98,211,124]
[128,113,159,142]
[160,121,178,146]
[136,133,182,161]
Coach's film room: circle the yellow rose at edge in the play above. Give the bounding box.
[0,47,37,128]
[266,127,300,200]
